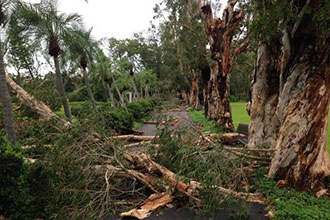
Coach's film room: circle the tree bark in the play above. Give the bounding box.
[188,70,201,109]
[248,43,280,149]
[200,1,248,131]
[131,76,141,101]
[112,76,125,108]
[0,37,16,144]
[248,0,330,193]
[82,68,97,109]
[6,74,57,121]
[53,56,71,122]
[145,81,149,98]
[106,83,115,107]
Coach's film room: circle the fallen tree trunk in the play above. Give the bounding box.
[6,74,57,121]
[123,152,201,204]
[220,133,247,144]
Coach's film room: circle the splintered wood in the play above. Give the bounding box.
[120,193,174,219]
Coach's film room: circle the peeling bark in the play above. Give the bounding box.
[248,43,280,149]
[248,0,330,192]
[199,2,248,130]
[188,70,202,109]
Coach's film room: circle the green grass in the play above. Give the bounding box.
[189,108,223,133]
[231,103,330,153]
[189,103,330,153]
[231,102,250,129]
[257,175,330,220]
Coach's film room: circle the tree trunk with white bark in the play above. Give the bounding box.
[82,68,97,109]
[248,0,330,193]
[106,82,115,107]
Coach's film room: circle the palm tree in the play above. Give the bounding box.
[92,50,125,107]
[16,0,84,122]
[65,28,97,109]
[0,0,19,144]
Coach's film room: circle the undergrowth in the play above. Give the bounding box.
[256,169,330,220]
[188,108,224,133]
[148,128,249,215]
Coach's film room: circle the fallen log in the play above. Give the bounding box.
[224,146,274,153]
[220,133,247,144]
[123,152,264,202]
[124,141,152,148]
[6,74,57,121]
[124,152,201,204]
[224,147,271,162]
[120,193,174,219]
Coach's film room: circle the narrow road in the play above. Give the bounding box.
[128,104,269,220]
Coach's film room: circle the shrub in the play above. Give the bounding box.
[257,176,330,220]
[102,106,134,132]
[127,99,156,121]
[0,137,33,220]
[68,86,88,102]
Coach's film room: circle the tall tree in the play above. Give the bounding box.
[249,0,330,193]
[66,28,97,109]
[0,0,18,144]
[16,0,84,122]
[199,0,250,131]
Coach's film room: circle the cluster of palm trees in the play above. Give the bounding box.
[0,0,155,144]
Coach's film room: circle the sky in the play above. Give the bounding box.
[25,0,163,40]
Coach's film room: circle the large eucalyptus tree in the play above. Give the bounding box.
[16,0,84,122]
[0,0,18,144]
[249,0,330,193]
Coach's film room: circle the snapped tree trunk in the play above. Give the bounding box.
[182,91,189,104]
[0,37,16,144]
[200,1,249,131]
[198,52,211,118]
[106,82,115,107]
[188,70,201,110]
[53,56,71,122]
[248,0,330,193]
[82,68,97,109]
[6,74,57,121]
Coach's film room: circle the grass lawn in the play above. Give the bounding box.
[188,108,223,133]
[190,103,330,153]
[232,102,330,154]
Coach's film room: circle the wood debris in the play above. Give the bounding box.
[120,193,174,219]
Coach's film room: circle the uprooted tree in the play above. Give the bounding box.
[248,0,330,193]
[199,0,250,131]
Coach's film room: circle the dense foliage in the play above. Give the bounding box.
[0,138,33,220]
